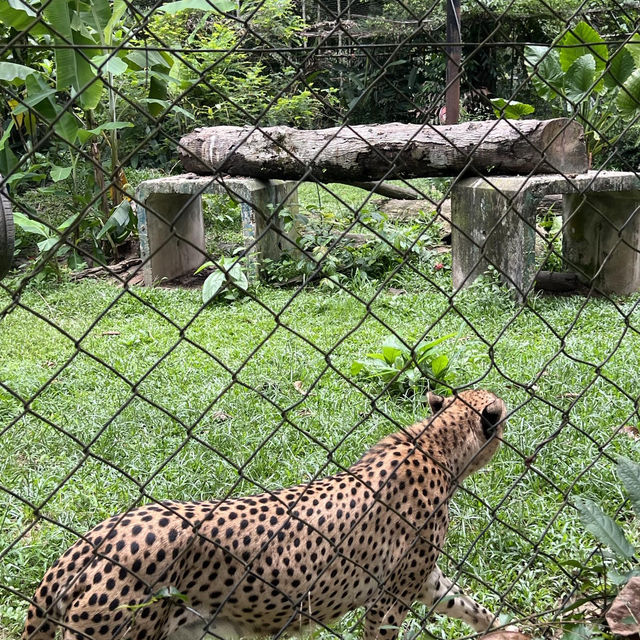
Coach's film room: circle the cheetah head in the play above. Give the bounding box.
[426,389,507,481]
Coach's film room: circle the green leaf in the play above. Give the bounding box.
[0,120,18,175]
[202,270,226,303]
[104,0,128,45]
[194,261,214,275]
[125,50,171,71]
[574,496,636,559]
[156,0,236,14]
[617,457,640,517]
[0,0,48,35]
[617,69,640,117]
[490,98,535,119]
[564,54,596,103]
[37,236,61,252]
[559,21,608,74]
[382,345,403,365]
[77,120,134,144]
[0,62,37,84]
[96,201,134,239]
[50,165,73,182]
[430,354,449,378]
[12,210,53,239]
[67,251,87,271]
[44,0,103,110]
[607,567,640,586]
[525,45,563,101]
[57,212,82,233]
[350,361,364,376]
[91,53,129,76]
[627,34,640,68]
[604,47,635,90]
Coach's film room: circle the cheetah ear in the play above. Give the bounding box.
[481,399,505,438]
[427,392,445,414]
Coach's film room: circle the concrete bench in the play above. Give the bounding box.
[136,175,299,286]
[137,171,640,299]
[451,170,640,299]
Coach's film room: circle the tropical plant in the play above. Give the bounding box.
[351,333,455,395]
[196,255,250,303]
[492,22,640,160]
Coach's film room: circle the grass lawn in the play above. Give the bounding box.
[1,180,639,639]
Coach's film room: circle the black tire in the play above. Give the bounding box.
[0,174,15,280]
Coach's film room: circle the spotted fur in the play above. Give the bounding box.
[23,389,507,640]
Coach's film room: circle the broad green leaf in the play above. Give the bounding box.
[50,165,73,182]
[625,33,640,68]
[12,210,52,238]
[350,361,364,376]
[125,50,171,71]
[88,0,112,41]
[430,354,449,377]
[104,0,128,44]
[574,496,636,559]
[617,456,640,517]
[231,265,249,291]
[416,333,456,363]
[0,62,37,84]
[607,567,640,586]
[559,21,608,73]
[525,46,563,101]
[564,54,596,103]
[37,236,61,252]
[96,201,133,239]
[202,270,226,303]
[490,98,535,120]
[57,212,82,233]
[0,0,48,35]
[382,345,403,365]
[604,47,635,90]
[21,73,83,143]
[44,0,103,110]
[91,53,129,76]
[67,251,87,271]
[157,0,236,14]
[617,69,640,117]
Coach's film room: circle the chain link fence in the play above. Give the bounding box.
[1,1,640,639]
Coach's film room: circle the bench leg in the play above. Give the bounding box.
[138,192,206,286]
[237,180,300,282]
[563,191,640,294]
[451,178,537,301]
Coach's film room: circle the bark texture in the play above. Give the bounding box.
[178,119,588,180]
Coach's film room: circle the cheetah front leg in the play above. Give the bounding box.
[419,565,497,632]
[363,596,410,640]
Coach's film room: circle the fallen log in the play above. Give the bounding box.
[178,119,588,181]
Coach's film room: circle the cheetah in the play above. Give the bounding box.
[23,389,508,640]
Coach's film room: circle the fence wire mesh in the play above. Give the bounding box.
[1,1,640,640]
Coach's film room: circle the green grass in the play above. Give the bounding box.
[1,180,639,639]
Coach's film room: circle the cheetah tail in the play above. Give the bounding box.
[22,601,58,640]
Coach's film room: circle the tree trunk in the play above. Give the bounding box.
[178,119,588,181]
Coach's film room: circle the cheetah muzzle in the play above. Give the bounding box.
[23,389,508,640]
